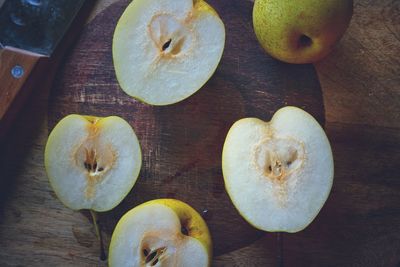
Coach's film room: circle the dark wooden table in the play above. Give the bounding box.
[0,0,399,266]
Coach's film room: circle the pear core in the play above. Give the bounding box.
[149,14,194,57]
[139,217,193,266]
[253,137,305,182]
[140,232,179,266]
[74,119,117,199]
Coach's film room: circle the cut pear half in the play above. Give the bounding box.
[222,106,334,232]
[113,0,225,105]
[109,199,212,267]
[45,115,142,212]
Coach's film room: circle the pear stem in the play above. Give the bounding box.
[277,232,284,267]
[90,210,107,261]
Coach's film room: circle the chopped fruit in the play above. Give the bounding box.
[109,199,212,267]
[113,0,225,105]
[44,114,142,212]
[222,106,334,232]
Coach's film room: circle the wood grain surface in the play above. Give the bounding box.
[47,0,323,257]
[315,0,400,129]
[0,0,399,266]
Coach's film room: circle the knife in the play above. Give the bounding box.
[0,0,89,138]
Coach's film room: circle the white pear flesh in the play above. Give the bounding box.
[113,0,225,105]
[222,106,334,232]
[45,115,142,212]
[109,199,211,267]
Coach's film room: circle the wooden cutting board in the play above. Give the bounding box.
[48,0,324,256]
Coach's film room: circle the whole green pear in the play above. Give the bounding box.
[253,0,353,64]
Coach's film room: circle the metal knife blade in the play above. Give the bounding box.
[0,0,91,139]
[0,0,85,56]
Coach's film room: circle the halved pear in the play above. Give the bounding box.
[109,199,212,267]
[112,0,225,105]
[222,106,334,233]
[44,114,142,212]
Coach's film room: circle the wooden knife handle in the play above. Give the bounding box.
[0,47,42,120]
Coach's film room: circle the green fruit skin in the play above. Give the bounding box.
[253,0,353,64]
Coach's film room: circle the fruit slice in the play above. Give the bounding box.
[222,106,333,232]
[109,199,212,267]
[45,114,142,212]
[113,0,225,105]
